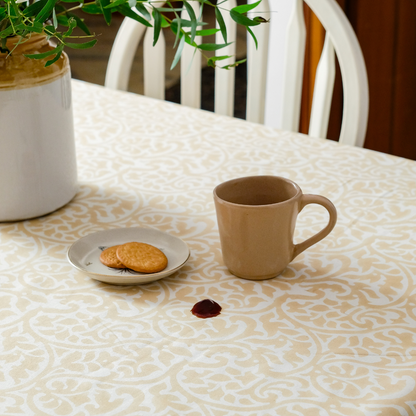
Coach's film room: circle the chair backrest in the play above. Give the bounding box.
[105,0,369,147]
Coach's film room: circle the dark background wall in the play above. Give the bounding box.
[301,0,416,159]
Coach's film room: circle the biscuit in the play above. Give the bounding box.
[116,242,168,273]
[99,245,126,269]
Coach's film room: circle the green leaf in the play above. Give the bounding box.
[52,7,58,28]
[152,7,161,46]
[198,41,232,51]
[230,9,260,27]
[170,18,207,35]
[69,14,91,35]
[81,3,102,14]
[116,4,152,27]
[207,54,232,68]
[8,0,20,18]
[247,26,258,49]
[23,0,48,17]
[0,14,9,29]
[96,0,112,25]
[57,14,69,26]
[215,6,226,43]
[183,0,197,44]
[54,10,90,35]
[183,33,197,48]
[55,4,67,13]
[0,21,8,37]
[65,39,97,49]
[104,0,126,9]
[154,7,184,12]
[10,23,26,33]
[170,20,197,48]
[170,33,185,70]
[232,0,262,14]
[43,24,55,32]
[43,25,56,36]
[160,15,170,29]
[136,2,151,20]
[0,25,15,38]
[34,21,47,32]
[253,16,269,23]
[24,44,62,59]
[222,58,246,70]
[208,55,232,62]
[63,17,76,37]
[0,38,8,53]
[35,0,59,23]
[14,22,44,33]
[198,0,204,22]
[45,46,63,66]
[195,28,219,36]
[172,16,181,48]
[171,18,192,28]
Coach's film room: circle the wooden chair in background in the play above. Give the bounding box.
[105,0,369,147]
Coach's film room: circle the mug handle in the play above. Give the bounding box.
[292,194,337,260]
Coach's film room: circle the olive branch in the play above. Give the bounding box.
[0,0,267,68]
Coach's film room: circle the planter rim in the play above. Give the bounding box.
[0,33,69,90]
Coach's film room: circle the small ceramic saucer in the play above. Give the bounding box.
[67,227,190,285]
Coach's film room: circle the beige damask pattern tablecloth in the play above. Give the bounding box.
[1,80,416,415]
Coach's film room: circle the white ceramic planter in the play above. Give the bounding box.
[0,36,78,221]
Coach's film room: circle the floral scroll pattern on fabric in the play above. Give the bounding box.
[0,81,415,416]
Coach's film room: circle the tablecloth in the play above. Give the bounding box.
[1,80,416,415]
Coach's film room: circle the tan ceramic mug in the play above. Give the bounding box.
[213,176,337,280]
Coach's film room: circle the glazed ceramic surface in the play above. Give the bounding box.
[214,176,337,279]
[0,35,78,221]
[67,227,190,285]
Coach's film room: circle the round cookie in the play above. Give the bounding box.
[100,245,126,269]
[116,242,168,273]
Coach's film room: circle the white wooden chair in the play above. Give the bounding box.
[105,0,369,147]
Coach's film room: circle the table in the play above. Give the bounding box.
[1,79,416,415]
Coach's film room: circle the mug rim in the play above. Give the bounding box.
[213,175,302,207]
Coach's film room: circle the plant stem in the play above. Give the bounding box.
[56,1,95,15]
